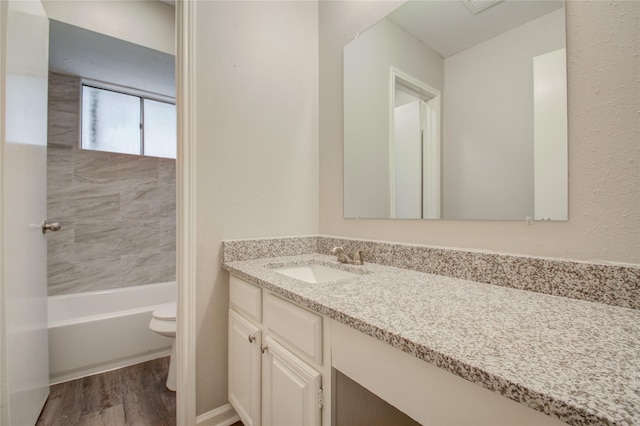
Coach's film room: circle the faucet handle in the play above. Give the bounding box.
[352,250,365,265]
[331,246,350,263]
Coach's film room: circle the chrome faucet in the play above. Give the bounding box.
[331,246,365,265]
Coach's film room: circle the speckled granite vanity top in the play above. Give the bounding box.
[223,253,640,426]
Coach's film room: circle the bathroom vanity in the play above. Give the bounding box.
[223,245,640,426]
[228,274,329,426]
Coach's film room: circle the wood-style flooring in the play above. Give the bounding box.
[36,357,176,426]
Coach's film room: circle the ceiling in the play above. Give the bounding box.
[49,20,175,98]
[387,0,564,58]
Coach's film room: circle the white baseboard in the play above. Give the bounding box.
[196,403,240,426]
[49,348,172,386]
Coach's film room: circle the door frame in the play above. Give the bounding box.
[176,0,197,424]
[388,67,441,219]
[0,2,7,424]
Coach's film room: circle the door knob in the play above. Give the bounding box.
[42,220,61,234]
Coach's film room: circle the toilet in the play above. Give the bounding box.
[149,302,177,391]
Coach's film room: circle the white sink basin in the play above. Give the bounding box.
[273,263,360,284]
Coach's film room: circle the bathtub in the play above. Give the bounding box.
[48,281,176,384]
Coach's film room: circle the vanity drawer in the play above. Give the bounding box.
[230,275,262,322]
[265,293,322,364]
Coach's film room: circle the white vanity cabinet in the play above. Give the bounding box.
[228,275,327,426]
[262,336,322,426]
[228,309,262,426]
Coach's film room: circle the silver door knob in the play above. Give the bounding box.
[42,220,61,234]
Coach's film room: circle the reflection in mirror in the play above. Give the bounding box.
[344,0,567,221]
[392,68,442,219]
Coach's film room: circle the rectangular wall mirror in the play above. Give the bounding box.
[343,0,568,221]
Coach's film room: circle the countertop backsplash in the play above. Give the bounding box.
[222,235,640,310]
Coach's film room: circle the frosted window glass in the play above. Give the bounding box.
[144,99,176,159]
[82,86,141,155]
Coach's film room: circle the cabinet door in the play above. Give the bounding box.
[229,309,262,426]
[263,336,322,426]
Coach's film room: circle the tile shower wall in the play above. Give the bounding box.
[47,71,176,295]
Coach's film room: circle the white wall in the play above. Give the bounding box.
[442,9,565,220]
[343,16,443,218]
[192,1,319,415]
[42,0,175,55]
[319,0,640,265]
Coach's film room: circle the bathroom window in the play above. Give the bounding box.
[81,84,176,159]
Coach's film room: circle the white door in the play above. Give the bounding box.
[393,101,423,219]
[0,1,51,425]
[263,337,321,426]
[229,309,262,426]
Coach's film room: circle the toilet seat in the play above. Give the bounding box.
[152,302,176,321]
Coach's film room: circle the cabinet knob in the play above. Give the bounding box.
[261,344,268,354]
[248,335,256,343]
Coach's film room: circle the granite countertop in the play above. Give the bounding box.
[222,254,640,426]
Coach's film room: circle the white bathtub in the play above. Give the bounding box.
[48,281,176,384]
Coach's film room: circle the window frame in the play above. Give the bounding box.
[80,79,176,158]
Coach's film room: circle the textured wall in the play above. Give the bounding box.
[192,1,319,415]
[319,1,640,265]
[47,71,176,295]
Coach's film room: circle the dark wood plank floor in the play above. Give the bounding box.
[36,357,176,426]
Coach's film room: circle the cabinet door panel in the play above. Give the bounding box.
[265,294,322,364]
[229,309,262,426]
[263,336,321,426]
